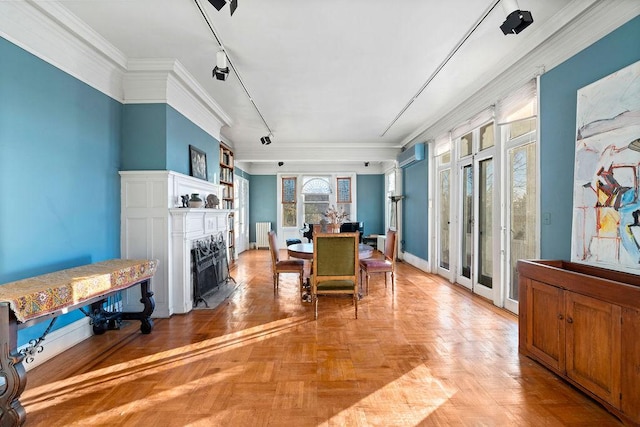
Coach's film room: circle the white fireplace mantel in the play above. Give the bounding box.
[120,170,232,317]
[169,208,231,313]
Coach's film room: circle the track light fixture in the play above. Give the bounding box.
[198,0,273,141]
[260,135,272,145]
[207,0,238,16]
[213,50,229,81]
[500,0,533,35]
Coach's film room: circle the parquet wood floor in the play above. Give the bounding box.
[22,250,622,426]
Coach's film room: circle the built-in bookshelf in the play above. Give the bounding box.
[220,143,235,262]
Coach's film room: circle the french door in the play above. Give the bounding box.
[457,160,473,289]
[504,137,537,313]
[455,126,497,301]
[436,167,451,277]
[235,175,249,254]
[436,87,538,312]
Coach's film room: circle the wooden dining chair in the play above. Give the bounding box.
[268,230,304,292]
[359,229,397,295]
[312,232,359,319]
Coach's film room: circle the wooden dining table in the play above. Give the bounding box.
[287,242,374,302]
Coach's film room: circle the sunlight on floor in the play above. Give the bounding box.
[23,316,310,412]
[328,364,456,425]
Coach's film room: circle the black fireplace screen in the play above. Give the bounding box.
[192,233,229,307]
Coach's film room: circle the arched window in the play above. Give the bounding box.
[302,177,331,224]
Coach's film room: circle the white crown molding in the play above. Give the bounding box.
[404,0,640,146]
[126,59,232,140]
[240,161,389,175]
[1,1,232,141]
[233,145,400,164]
[0,0,126,101]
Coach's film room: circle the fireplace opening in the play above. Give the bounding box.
[192,233,229,307]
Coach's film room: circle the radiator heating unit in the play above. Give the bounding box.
[256,222,271,249]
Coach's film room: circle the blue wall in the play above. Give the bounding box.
[0,37,123,342]
[402,158,429,259]
[121,104,166,170]
[539,16,640,259]
[249,175,278,242]
[166,106,219,181]
[357,175,385,236]
[122,104,220,182]
[1,36,223,346]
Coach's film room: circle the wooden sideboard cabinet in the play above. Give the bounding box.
[518,260,640,426]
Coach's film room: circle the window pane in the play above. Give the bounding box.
[461,165,473,279]
[305,194,329,202]
[283,203,297,227]
[337,178,351,203]
[337,203,351,221]
[282,177,296,203]
[509,117,536,140]
[302,177,331,194]
[508,142,537,301]
[302,177,331,225]
[304,202,329,224]
[460,132,473,157]
[439,169,450,269]
[441,152,451,164]
[388,172,396,194]
[478,158,493,288]
[480,123,494,150]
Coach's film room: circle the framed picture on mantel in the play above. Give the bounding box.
[189,145,208,181]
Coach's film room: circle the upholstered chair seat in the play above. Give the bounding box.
[359,229,397,295]
[268,230,304,292]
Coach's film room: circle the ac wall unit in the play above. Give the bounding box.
[397,143,425,168]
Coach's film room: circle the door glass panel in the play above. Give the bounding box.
[461,165,473,279]
[508,142,537,300]
[480,123,494,150]
[478,158,493,288]
[439,169,450,269]
[460,132,473,157]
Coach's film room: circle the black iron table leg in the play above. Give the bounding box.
[120,279,155,334]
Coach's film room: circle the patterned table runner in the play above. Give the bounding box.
[0,259,158,322]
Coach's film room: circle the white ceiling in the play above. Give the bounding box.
[52,0,633,169]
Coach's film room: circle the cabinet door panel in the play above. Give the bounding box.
[565,292,621,408]
[621,308,640,420]
[526,280,564,372]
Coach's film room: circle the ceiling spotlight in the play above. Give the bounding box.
[213,50,229,81]
[208,0,226,11]
[260,135,272,145]
[229,0,238,16]
[500,0,533,35]
[207,0,238,16]
[278,161,284,167]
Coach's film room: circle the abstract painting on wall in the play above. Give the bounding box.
[572,60,640,270]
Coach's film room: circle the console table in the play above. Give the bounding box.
[0,258,158,426]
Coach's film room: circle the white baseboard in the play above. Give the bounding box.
[20,317,93,371]
[401,251,431,273]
